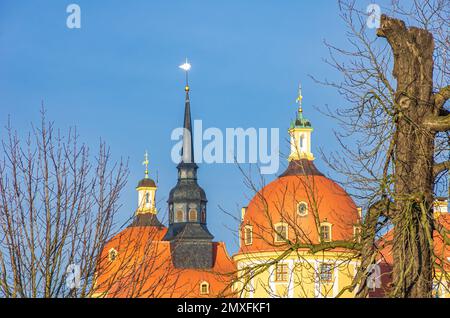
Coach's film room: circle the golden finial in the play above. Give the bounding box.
[296,83,303,113]
[142,150,149,178]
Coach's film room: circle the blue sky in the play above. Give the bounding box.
[0,0,380,255]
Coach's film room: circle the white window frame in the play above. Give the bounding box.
[319,222,332,242]
[297,201,308,216]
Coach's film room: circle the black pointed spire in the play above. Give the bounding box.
[181,88,195,164]
[164,63,214,269]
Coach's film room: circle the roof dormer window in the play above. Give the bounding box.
[274,223,288,243]
[319,223,332,242]
[200,281,210,295]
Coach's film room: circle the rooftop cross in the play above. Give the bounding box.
[142,150,149,178]
[296,83,303,113]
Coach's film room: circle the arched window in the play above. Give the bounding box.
[297,201,308,216]
[108,248,118,262]
[175,210,184,222]
[319,223,332,242]
[200,281,209,295]
[299,134,304,148]
[189,209,197,222]
[145,192,150,204]
[274,223,288,243]
[244,225,253,245]
[201,208,206,223]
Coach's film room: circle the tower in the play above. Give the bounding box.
[288,84,314,162]
[163,60,214,269]
[280,83,323,177]
[136,151,157,214]
[130,151,163,227]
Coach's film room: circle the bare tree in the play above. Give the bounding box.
[313,0,449,297]
[0,109,128,297]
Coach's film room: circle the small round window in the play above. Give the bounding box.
[108,248,118,262]
[297,202,308,216]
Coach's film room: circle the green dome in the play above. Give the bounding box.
[291,109,312,128]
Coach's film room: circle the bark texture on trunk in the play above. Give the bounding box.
[377,15,436,297]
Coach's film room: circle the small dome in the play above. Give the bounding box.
[239,159,360,254]
[292,117,311,128]
[291,109,312,128]
[137,178,156,188]
[129,213,164,228]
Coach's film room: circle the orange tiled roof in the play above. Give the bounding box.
[94,225,236,298]
[238,173,360,254]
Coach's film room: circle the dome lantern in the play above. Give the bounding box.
[136,151,157,215]
[288,84,314,162]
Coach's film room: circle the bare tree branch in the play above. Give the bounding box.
[434,85,450,109]
[433,160,450,177]
[424,114,450,131]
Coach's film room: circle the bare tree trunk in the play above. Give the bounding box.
[377,14,442,297]
[317,0,449,298]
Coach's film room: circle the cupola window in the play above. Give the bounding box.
[201,208,206,223]
[145,192,150,204]
[175,210,184,222]
[200,281,210,295]
[297,202,308,216]
[189,209,198,222]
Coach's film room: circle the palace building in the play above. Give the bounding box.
[232,86,362,298]
[93,64,449,298]
[93,70,235,298]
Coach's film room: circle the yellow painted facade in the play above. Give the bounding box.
[233,250,360,298]
[288,127,315,161]
[136,185,157,215]
[232,199,450,298]
[135,151,158,215]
